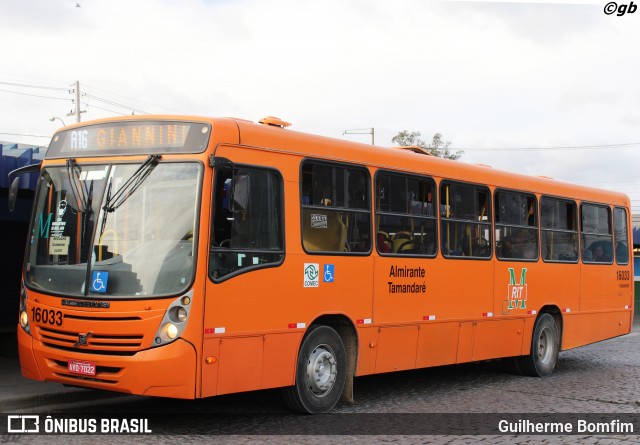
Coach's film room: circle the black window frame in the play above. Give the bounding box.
[209,160,286,283]
[374,170,438,257]
[614,206,630,265]
[581,202,613,265]
[540,195,579,264]
[494,189,539,261]
[440,180,492,260]
[300,159,372,255]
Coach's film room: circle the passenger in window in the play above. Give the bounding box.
[349,175,367,209]
[377,232,391,253]
[354,232,371,252]
[515,230,536,259]
[473,237,490,257]
[592,245,610,262]
[500,236,514,258]
[319,186,332,206]
[616,242,629,263]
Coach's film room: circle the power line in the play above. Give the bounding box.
[0,81,69,91]
[0,88,70,101]
[0,72,70,87]
[458,142,640,152]
[81,101,130,116]
[83,93,150,115]
[83,83,183,114]
[0,132,50,138]
[0,78,156,117]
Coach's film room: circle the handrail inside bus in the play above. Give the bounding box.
[98,229,119,261]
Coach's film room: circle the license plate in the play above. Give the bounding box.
[67,359,96,376]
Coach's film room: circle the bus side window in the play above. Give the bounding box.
[495,190,538,261]
[541,197,578,262]
[301,161,371,254]
[440,182,491,259]
[210,165,284,281]
[375,171,436,256]
[581,203,613,264]
[614,207,629,264]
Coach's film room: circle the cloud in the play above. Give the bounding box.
[2,0,640,209]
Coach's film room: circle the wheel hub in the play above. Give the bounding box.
[306,344,337,397]
[538,327,553,364]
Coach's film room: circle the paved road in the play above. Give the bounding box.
[2,328,640,444]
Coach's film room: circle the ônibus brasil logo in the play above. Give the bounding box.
[507,267,527,309]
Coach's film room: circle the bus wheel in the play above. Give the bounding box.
[283,325,346,414]
[519,313,559,377]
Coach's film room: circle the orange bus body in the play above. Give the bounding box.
[17,115,633,411]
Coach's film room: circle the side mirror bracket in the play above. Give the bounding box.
[7,163,41,212]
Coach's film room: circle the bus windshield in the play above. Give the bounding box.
[25,161,201,298]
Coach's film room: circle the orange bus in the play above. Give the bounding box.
[9,115,633,413]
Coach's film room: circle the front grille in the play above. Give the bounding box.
[39,326,144,356]
[64,314,141,321]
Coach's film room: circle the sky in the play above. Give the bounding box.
[2,0,640,211]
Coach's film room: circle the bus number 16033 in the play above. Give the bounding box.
[31,307,63,326]
[617,270,631,281]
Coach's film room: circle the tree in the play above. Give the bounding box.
[391,130,463,160]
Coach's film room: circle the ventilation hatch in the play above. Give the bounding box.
[259,116,291,128]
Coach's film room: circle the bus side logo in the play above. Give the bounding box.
[304,263,319,287]
[507,267,527,309]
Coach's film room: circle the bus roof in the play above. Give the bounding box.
[55,114,630,207]
[228,116,629,208]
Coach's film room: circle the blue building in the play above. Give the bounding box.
[0,141,44,335]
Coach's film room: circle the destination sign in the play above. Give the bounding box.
[46,121,211,159]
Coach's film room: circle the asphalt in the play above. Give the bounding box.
[0,330,127,411]
[1,315,639,412]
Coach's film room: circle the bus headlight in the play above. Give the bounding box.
[20,311,29,329]
[153,291,192,347]
[18,284,30,335]
[163,323,178,339]
[175,307,188,322]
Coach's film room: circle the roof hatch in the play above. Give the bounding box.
[259,116,291,128]
[392,145,432,156]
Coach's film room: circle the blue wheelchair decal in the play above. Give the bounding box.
[323,264,335,283]
[91,271,108,293]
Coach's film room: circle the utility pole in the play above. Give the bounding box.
[67,80,86,123]
[343,128,375,145]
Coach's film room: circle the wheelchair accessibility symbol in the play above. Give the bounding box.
[91,271,108,293]
[323,264,335,283]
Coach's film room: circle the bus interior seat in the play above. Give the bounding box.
[396,239,421,254]
[302,208,347,252]
[391,231,412,253]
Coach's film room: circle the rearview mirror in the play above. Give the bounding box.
[7,162,42,212]
[8,176,19,212]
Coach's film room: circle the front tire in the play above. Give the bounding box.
[518,313,560,377]
[283,325,346,414]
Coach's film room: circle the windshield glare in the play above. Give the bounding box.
[26,162,201,298]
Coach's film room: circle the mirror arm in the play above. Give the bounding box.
[7,163,41,212]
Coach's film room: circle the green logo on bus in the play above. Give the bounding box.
[507,267,527,309]
[304,263,319,288]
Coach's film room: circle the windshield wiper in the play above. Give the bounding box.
[66,159,94,247]
[102,155,161,213]
[66,159,92,213]
[99,155,161,238]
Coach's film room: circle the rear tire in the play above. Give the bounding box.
[283,325,346,414]
[518,313,559,377]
